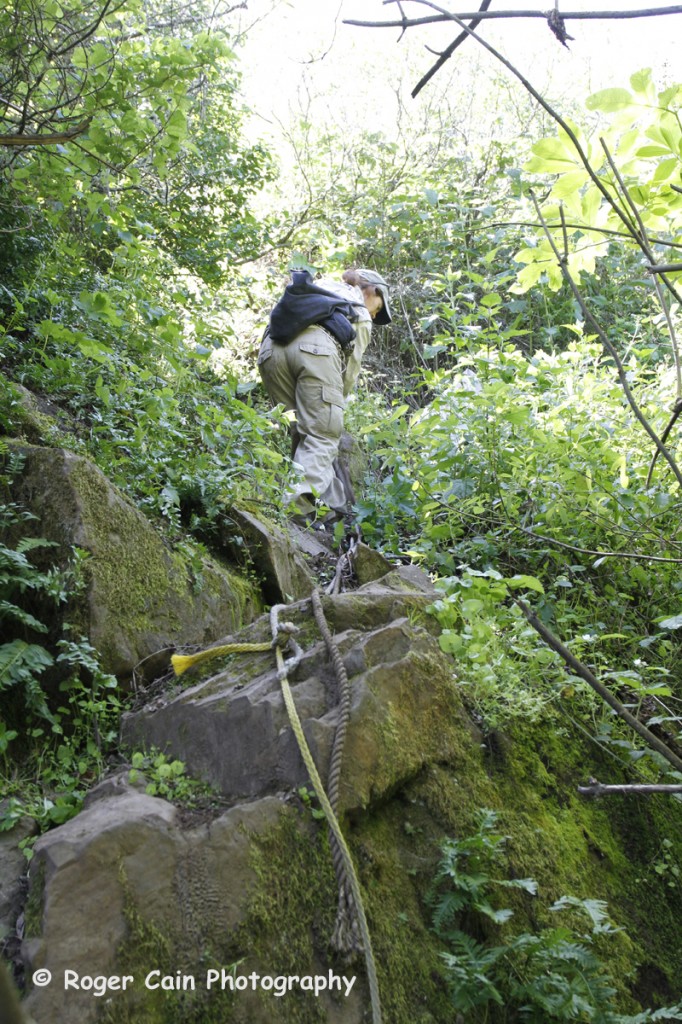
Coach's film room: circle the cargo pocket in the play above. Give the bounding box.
[321,385,345,437]
[299,338,339,358]
[296,379,344,440]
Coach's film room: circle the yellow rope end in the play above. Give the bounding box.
[171,640,274,677]
[171,653,200,676]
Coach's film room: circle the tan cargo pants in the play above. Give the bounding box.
[258,325,347,513]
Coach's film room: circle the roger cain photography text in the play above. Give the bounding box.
[32,967,358,999]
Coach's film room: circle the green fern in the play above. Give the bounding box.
[431,809,682,1022]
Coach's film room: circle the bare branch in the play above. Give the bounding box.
[648,263,682,274]
[646,399,682,488]
[489,219,682,249]
[346,4,682,27]
[412,0,493,98]
[421,486,682,563]
[515,597,682,775]
[0,118,91,147]
[579,779,682,797]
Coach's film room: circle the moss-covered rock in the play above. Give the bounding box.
[122,574,466,814]
[15,559,682,1024]
[6,443,261,682]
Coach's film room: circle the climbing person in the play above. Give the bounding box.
[257,266,392,522]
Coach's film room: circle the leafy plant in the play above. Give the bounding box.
[431,810,682,1022]
[0,455,123,843]
[128,749,215,806]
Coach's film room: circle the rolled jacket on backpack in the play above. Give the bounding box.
[268,270,364,350]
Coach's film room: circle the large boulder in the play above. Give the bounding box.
[122,568,466,814]
[22,776,329,1024]
[6,444,261,682]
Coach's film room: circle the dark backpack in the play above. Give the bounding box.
[268,270,359,350]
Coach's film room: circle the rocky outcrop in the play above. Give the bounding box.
[20,567,472,1024]
[6,444,261,682]
[22,777,298,1024]
[122,568,465,814]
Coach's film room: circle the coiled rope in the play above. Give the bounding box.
[310,588,359,953]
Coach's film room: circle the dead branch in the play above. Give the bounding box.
[412,0,493,98]
[648,263,682,274]
[579,779,682,797]
[514,597,682,775]
[345,5,682,27]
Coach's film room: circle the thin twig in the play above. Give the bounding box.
[421,485,682,563]
[398,291,428,367]
[412,0,493,97]
[489,220,682,248]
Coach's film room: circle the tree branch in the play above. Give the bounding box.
[346,5,682,27]
[0,118,91,146]
[578,779,682,797]
[412,0,493,98]
[514,598,682,775]
[648,263,682,274]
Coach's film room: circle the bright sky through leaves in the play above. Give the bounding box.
[236,0,679,143]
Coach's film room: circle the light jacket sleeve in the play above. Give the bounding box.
[342,311,372,396]
[316,278,372,397]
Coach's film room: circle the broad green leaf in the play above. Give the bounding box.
[506,575,545,594]
[653,157,680,183]
[551,170,588,200]
[659,614,682,630]
[586,88,633,113]
[636,145,671,158]
[581,186,602,224]
[630,68,653,96]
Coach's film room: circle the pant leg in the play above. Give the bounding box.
[258,328,347,512]
[287,329,347,511]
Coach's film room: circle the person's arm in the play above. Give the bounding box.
[342,309,372,396]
